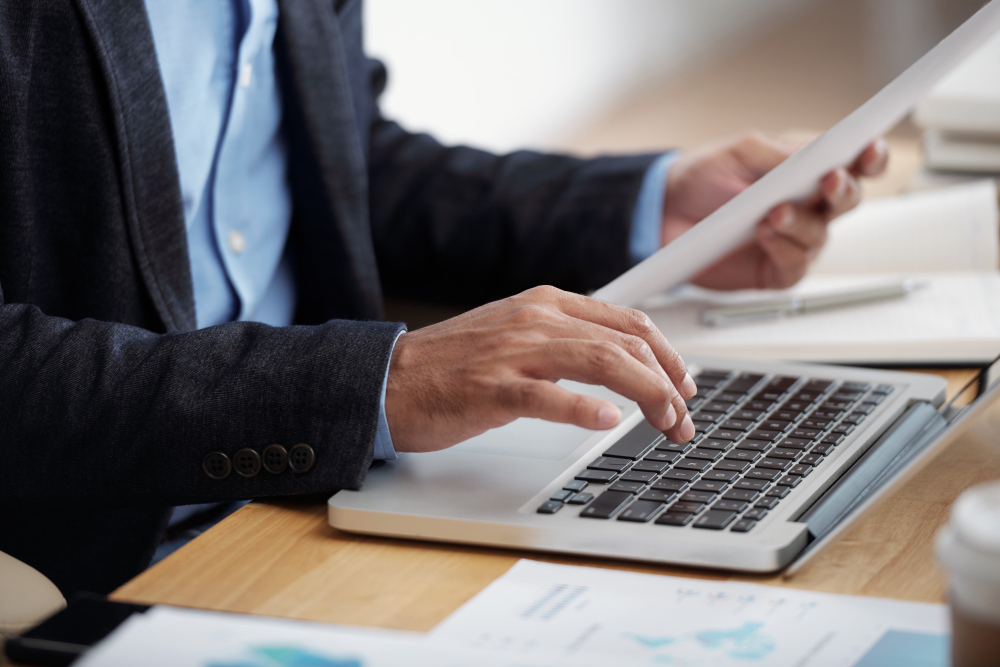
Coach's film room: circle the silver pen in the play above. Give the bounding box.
[701,280,920,327]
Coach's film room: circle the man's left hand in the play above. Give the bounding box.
[660,132,889,290]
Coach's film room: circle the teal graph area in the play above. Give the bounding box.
[207,645,363,667]
[851,630,949,667]
[627,621,775,661]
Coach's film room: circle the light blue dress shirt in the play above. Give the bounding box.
[143,0,671,481]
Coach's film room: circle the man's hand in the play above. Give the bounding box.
[385,286,698,453]
[661,132,889,290]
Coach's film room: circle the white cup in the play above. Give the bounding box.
[936,480,1000,667]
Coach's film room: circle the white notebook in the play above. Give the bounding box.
[641,180,1000,364]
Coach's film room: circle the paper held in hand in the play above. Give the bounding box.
[592,0,1000,308]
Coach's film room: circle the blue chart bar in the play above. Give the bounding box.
[852,630,949,667]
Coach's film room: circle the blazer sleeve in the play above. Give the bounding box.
[0,298,404,507]
[364,64,661,305]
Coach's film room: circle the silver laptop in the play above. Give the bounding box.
[329,357,997,572]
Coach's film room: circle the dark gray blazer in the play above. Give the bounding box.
[0,0,658,594]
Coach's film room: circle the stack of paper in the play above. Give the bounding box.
[640,181,1000,364]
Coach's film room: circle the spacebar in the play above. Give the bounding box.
[581,491,633,519]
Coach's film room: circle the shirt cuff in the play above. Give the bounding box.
[372,330,405,461]
[629,151,679,265]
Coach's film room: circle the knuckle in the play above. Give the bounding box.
[510,303,549,324]
[589,341,622,371]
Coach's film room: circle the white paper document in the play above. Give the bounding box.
[594,0,1000,307]
[429,560,948,667]
[75,605,620,667]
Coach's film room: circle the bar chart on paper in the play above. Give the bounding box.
[429,560,949,667]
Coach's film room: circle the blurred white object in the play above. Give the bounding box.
[936,481,1000,625]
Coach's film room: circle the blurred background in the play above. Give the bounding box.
[364,0,986,155]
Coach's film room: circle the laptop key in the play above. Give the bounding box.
[821,400,852,410]
[810,410,842,421]
[693,509,739,530]
[720,419,753,431]
[609,480,646,494]
[550,489,573,502]
[841,381,872,392]
[652,478,689,492]
[563,479,588,492]
[799,418,832,430]
[580,490,634,519]
[789,428,821,440]
[746,467,783,481]
[723,489,760,502]
[734,478,770,491]
[602,420,664,460]
[842,412,867,424]
[662,469,700,481]
[715,392,746,403]
[669,501,706,514]
[744,508,769,520]
[714,460,751,473]
[778,437,811,450]
[755,497,782,510]
[747,400,776,411]
[767,486,791,499]
[852,403,876,415]
[731,519,756,533]
[588,456,632,472]
[631,460,670,473]
[676,458,712,472]
[617,500,665,523]
[656,441,692,453]
[735,439,771,452]
[640,489,677,503]
[703,468,741,482]
[748,429,781,441]
[654,512,694,527]
[873,383,894,394]
[698,438,733,451]
[821,434,845,446]
[693,410,725,423]
[771,410,802,422]
[803,379,836,393]
[687,448,723,462]
[621,470,658,483]
[811,443,836,456]
[757,458,793,471]
[780,400,812,413]
[760,420,792,432]
[537,501,563,514]
[644,450,680,464]
[769,448,801,460]
[767,376,800,392]
[692,479,729,493]
[707,428,741,441]
[685,396,705,411]
[725,450,761,463]
[713,499,748,513]
[575,469,618,483]
[800,454,823,466]
[777,475,802,487]
[567,492,594,505]
[735,409,765,421]
[830,390,863,401]
[789,464,813,477]
[680,490,717,504]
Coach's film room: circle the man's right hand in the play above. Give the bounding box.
[384,285,698,453]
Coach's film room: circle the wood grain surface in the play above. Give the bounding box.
[112,369,994,633]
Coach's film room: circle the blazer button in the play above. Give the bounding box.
[233,448,261,478]
[203,452,231,480]
[262,444,288,474]
[288,443,315,473]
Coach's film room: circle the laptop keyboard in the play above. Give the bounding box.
[536,369,894,533]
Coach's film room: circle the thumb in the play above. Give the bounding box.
[732,132,803,179]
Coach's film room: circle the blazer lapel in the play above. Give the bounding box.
[72,0,196,333]
[276,0,383,321]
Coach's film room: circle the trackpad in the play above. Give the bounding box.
[450,418,599,461]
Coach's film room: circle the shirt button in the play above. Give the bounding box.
[239,63,253,88]
[228,230,246,254]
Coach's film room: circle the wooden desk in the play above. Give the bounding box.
[112,368,997,633]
